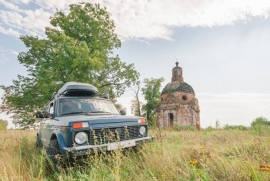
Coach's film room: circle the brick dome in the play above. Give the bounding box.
[162,81,195,94]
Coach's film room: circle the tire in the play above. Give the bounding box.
[36,134,42,149]
[45,139,60,166]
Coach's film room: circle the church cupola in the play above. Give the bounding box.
[171,61,184,82]
[156,60,200,131]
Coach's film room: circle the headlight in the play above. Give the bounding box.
[139,126,146,135]
[74,132,88,144]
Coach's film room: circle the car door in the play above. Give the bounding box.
[47,102,55,141]
[40,102,53,147]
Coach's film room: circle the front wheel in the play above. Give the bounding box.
[45,139,60,166]
[36,134,42,149]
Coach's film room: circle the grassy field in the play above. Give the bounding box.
[1,127,270,181]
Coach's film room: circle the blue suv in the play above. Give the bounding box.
[36,82,153,164]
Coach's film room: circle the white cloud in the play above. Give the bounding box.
[0,8,51,37]
[11,0,32,4]
[0,26,20,37]
[1,0,270,39]
[34,0,79,10]
[0,53,8,63]
[0,46,19,62]
[96,0,270,40]
[0,46,19,55]
[0,0,21,11]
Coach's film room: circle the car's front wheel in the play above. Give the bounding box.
[45,139,60,166]
[36,134,42,149]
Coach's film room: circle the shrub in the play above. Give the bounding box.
[0,119,8,130]
[251,117,270,135]
[251,117,270,127]
[223,124,248,130]
[203,125,216,131]
[172,125,196,131]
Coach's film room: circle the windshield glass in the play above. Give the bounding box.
[57,98,119,116]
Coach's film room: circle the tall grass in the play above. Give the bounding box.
[1,127,270,180]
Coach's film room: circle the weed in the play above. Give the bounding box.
[1,127,270,180]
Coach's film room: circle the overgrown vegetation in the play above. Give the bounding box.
[0,119,7,130]
[251,117,270,135]
[141,78,164,126]
[1,126,270,180]
[130,78,164,126]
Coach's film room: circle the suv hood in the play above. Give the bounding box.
[54,114,143,128]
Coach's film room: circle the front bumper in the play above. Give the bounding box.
[62,136,154,156]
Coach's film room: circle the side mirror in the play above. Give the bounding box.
[36,111,51,118]
[119,109,126,115]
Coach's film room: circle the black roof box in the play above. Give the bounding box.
[57,82,98,97]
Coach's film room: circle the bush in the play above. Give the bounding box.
[172,125,196,131]
[251,117,270,135]
[204,125,216,131]
[0,119,8,130]
[251,117,270,127]
[223,124,248,130]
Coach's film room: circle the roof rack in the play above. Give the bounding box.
[56,82,98,97]
[45,82,99,106]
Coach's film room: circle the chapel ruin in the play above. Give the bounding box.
[156,62,200,130]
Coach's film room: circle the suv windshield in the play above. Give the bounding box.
[57,98,119,116]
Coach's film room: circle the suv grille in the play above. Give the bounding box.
[89,126,139,145]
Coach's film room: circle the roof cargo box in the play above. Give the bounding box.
[57,82,98,97]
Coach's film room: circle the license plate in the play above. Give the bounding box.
[107,140,136,151]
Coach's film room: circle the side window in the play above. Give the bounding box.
[49,102,54,114]
[44,104,50,112]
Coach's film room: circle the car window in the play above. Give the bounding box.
[44,104,50,112]
[57,98,119,116]
[49,105,54,114]
[49,102,54,114]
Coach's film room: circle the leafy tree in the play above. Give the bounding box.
[141,77,164,126]
[130,81,143,116]
[0,3,139,128]
[131,99,144,116]
[251,117,270,135]
[251,117,270,126]
[113,100,124,111]
[0,119,8,130]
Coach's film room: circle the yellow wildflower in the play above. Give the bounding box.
[200,146,205,150]
[113,169,119,174]
[189,159,198,165]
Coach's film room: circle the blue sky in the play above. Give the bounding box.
[1,0,270,128]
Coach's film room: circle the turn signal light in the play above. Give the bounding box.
[72,122,89,129]
[138,119,147,124]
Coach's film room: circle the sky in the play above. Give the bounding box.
[1,0,270,128]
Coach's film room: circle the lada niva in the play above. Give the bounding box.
[36,82,153,164]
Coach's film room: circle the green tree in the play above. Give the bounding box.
[0,3,139,128]
[251,117,270,127]
[130,81,143,116]
[141,77,164,126]
[0,119,8,130]
[131,99,144,116]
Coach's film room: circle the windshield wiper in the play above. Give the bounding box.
[61,112,86,116]
[87,111,111,114]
